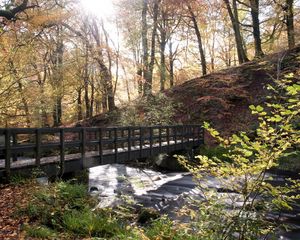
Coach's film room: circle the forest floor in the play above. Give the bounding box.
[167,45,300,137]
[0,182,31,239]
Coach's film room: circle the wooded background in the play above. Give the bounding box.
[0,0,298,127]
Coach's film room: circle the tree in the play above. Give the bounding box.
[285,0,295,49]
[223,0,249,64]
[0,0,35,21]
[157,0,182,89]
[187,2,207,75]
[249,0,264,58]
[91,19,116,112]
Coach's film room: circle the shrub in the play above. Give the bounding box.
[178,73,300,239]
[119,93,177,126]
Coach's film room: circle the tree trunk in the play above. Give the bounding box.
[77,88,83,121]
[187,4,207,75]
[9,61,31,127]
[51,27,64,127]
[90,75,95,117]
[83,42,90,119]
[142,0,150,95]
[286,0,295,49]
[169,41,174,87]
[223,0,249,64]
[249,0,264,58]
[91,20,116,112]
[144,0,159,95]
[160,29,167,90]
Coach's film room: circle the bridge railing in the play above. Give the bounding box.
[0,125,204,176]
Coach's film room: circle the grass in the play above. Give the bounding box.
[25,225,58,239]
[62,209,126,238]
[18,178,201,239]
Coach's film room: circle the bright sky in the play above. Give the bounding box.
[80,0,115,19]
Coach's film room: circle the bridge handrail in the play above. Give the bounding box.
[0,125,204,177]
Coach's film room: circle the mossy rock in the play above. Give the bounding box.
[137,208,160,224]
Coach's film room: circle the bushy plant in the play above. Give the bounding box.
[178,73,300,239]
[119,93,177,126]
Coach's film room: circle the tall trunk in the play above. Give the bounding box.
[250,0,264,58]
[52,26,64,127]
[9,61,30,127]
[91,20,115,112]
[83,42,90,118]
[286,0,295,49]
[90,74,95,117]
[142,0,150,95]
[122,64,131,101]
[33,61,48,127]
[169,41,174,87]
[160,29,167,90]
[188,4,207,75]
[223,0,249,64]
[77,88,83,121]
[144,0,159,95]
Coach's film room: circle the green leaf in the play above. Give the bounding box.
[249,105,256,111]
[256,105,264,112]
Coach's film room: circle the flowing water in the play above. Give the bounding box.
[89,164,300,240]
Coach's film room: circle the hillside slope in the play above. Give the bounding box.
[167,45,300,136]
[77,46,300,136]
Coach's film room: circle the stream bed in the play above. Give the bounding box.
[89,164,300,240]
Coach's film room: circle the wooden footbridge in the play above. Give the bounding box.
[0,125,204,178]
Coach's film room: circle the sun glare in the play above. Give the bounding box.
[80,0,114,18]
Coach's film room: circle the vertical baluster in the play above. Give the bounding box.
[139,127,143,158]
[114,128,118,163]
[128,127,131,161]
[181,125,184,149]
[36,129,41,167]
[167,126,170,152]
[12,132,17,162]
[150,127,153,156]
[159,127,162,152]
[5,129,11,178]
[202,126,205,145]
[174,126,177,145]
[191,126,195,145]
[60,129,65,175]
[99,128,103,164]
[121,129,125,149]
[81,128,86,168]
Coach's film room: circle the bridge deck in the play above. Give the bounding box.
[0,125,203,177]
